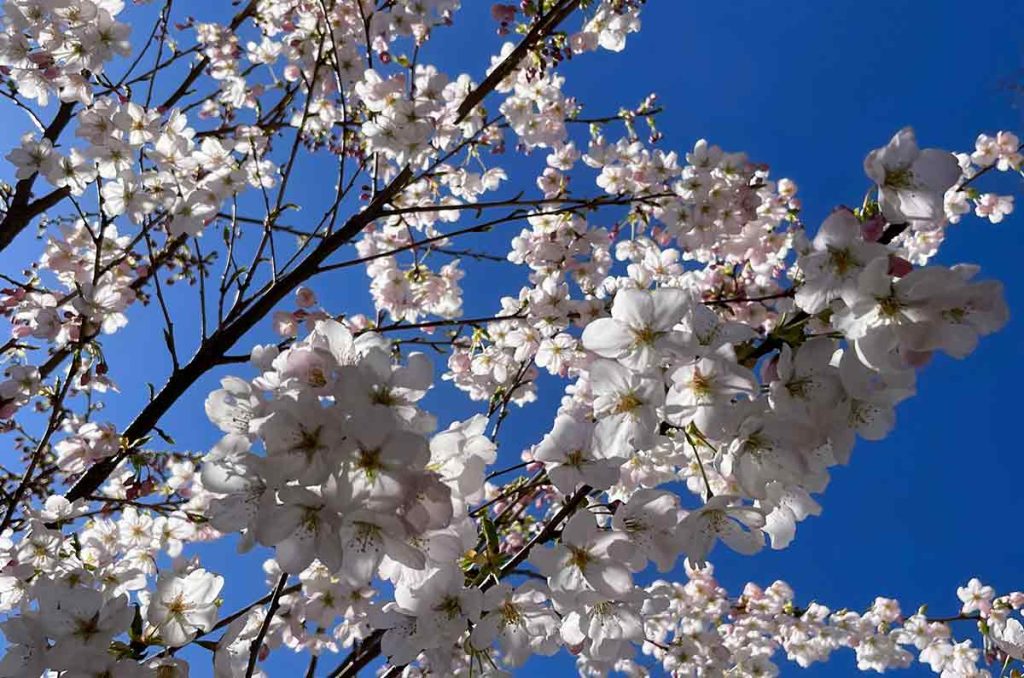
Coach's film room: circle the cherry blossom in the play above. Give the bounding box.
[0,0,1019,675]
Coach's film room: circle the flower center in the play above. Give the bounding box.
[614,391,643,415]
[884,167,913,189]
[436,595,462,619]
[371,385,397,406]
[877,295,903,318]
[356,448,385,480]
[566,448,585,467]
[500,600,524,627]
[827,247,855,276]
[632,324,660,347]
[166,593,189,616]
[689,370,714,399]
[568,546,592,571]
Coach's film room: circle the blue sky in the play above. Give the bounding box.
[2,1,1024,675]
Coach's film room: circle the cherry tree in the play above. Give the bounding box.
[0,0,1021,676]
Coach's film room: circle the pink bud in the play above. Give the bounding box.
[887,255,913,278]
[348,314,372,331]
[861,215,885,242]
[137,479,156,497]
[902,349,932,368]
[272,310,300,338]
[295,287,317,308]
[491,4,516,23]
[760,355,779,383]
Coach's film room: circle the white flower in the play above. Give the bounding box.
[256,485,343,573]
[582,287,690,370]
[864,127,961,224]
[828,349,915,461]
[35,583,133,666]
[721,413,821,499]
[956,578,994,615]
[972,131,1023,170]
[5,133,58,179]
[428,415,497,501]
[533,416,621,493]
[202,435,269,535]
[531,511,634,598]
[205,377,263,437]
[974,193,1014,224]
[794,208,888,314]
[560,596,645,661]
[589,358,664,456]
[470,583,560,666]
[992,618,1024,660]
[608,488,683,572]
[676,495,765,567]
[0,615,49,677]
[251,391,344,485]
[665,355,757,435]
[211,606,266,675]
[683,303,758,356]
[768,338,843,421]
[337,347,435,434]
[835,258,1007,371]
[341,407,430,500]
[393,566,482,645]
[147,568,224,646]
[758,483,822,550]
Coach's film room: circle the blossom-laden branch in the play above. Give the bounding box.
[0,0,1023,677]
[55,0,587,505]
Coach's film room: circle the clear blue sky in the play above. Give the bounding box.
[2,1,1023,675]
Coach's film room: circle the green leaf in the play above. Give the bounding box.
[482,515,500,560]
[153,425,176,446]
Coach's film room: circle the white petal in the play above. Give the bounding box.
[581,318,634,359]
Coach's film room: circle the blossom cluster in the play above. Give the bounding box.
[0,0,1021,676]
[0,0,130,106]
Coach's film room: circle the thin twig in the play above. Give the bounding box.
[245,574,290,678]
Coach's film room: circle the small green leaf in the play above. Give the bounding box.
[482,515,500,560]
